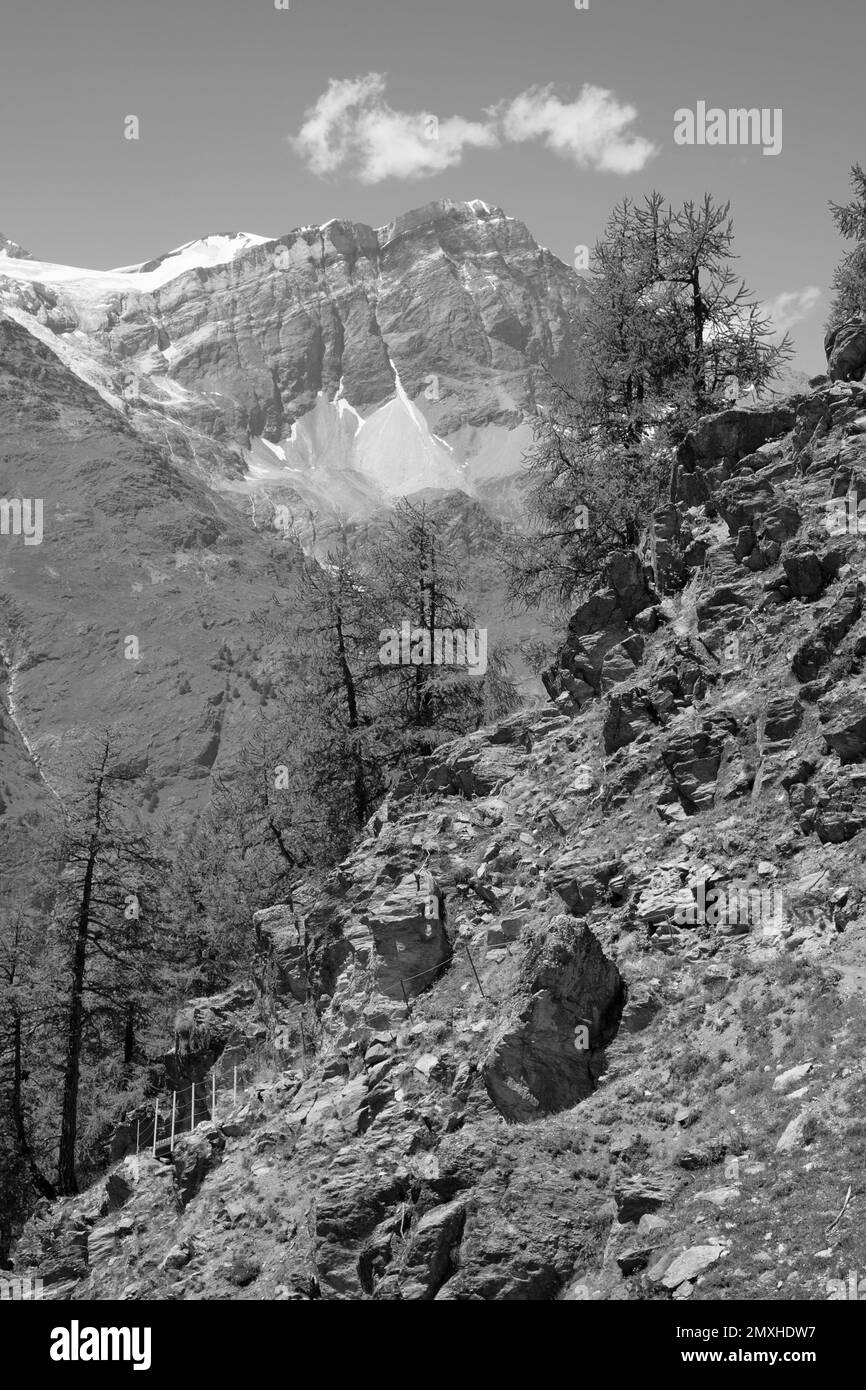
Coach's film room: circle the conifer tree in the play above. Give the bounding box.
[827,163,866,326]
[507,191,793,610]
[365,497,513,747]
[52,734,169,1194]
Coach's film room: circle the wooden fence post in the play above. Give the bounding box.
[152,1098,159,1158]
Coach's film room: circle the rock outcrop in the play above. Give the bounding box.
[826,317,866,383]
[482,916,623,1120]
[543,551,658,710]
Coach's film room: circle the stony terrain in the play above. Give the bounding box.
[14,376,866,1301]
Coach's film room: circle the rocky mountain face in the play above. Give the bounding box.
[16,376,866,1301]
[0,315,304,822]
[825,316,866,384]
[0,233,33,261]
[0,201,587,524]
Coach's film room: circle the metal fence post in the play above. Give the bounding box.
[400,978,412,1018]
[463,941,486,998]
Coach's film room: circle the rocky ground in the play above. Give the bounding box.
[13,377,866,1301]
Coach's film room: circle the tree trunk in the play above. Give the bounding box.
[333,602,368,826]
[57,848,95,1194]
[11,1010,55,1200]
[57,749,108,1194]
[123,1002,135,1067]
[691,267,706,411]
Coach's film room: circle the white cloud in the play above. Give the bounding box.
[765,286,822,334]
[290,74,498,184]
[291,75,656,182]
[497,83,658,174]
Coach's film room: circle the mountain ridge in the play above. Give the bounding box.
[0,199,587,518]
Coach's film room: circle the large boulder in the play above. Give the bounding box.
[678,405,795,472]
[792,580,863,682]
[168,981,262,1089]
[544,552,658,708]
[482,917,623,1121]
[759,694,803,752]
[826,319,866,383]
[614,1174,679,1224]
[820,692,866,763]
[547,850,626,916]
[661,715,738,812]
[172,1123,226,1206]
[349,869,451,1000]
[386,1199,467,1300]
[603,688,659,753]
[782,548,828,598]
[252,904,309,1004]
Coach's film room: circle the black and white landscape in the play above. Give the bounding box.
[1,0,866,1328]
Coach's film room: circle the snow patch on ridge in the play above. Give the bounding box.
[332,376,366,435]
[260,437,287,463]
[0,232,270,299]
[388,357,426,437]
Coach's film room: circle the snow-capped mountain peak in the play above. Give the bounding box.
[0,231,34,261]
[110,232,270,283]
[0,201,585,528]
[0,231,271,296]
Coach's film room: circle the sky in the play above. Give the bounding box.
[1,0,863,372]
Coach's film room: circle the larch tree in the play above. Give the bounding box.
[53,734,169,1194]
[507,191,793,611]
[827,162,866,327]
